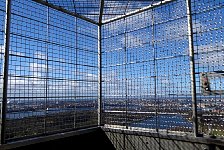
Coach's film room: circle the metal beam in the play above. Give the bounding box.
[186,0,198,137]
[32,0,99,25]
[97,0,104,127]
[98,25,103,126]
[98,0,104,25]
[102,0,176,25]
[0,0,11,144]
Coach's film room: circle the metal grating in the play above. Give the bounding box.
[44,0,101,22]
[33,0,162,23]
[102,0,161,21]
[102,0,193,134]
[0,0,6,136]
[192,0,224,137]
[3,0,98,141]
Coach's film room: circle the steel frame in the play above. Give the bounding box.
[98,0,104,126]
[1,0,11,144]
[32,0,99,25]
[32,0,176,25]
[1,0,223,145]
[102,0,176,24]
[186,0,198,137]
[29,0,198,139]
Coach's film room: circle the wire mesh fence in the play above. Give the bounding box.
[102,0,193,134]
[192,0,224,137]
[0,0,98,142]
[36,0,162,23]
[0,0,5,89]
[0,0,223,144]
[44,0,101,22]
[102,0,224,137]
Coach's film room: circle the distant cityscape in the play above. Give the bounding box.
[7,96,224,116]
[6,97,224,133]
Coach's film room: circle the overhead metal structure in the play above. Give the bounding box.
[33,0,164,25]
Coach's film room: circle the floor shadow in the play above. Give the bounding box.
[11,128,116,150]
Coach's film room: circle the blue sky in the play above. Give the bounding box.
[0,0,223,102]
[0,0,98,102]
[102,0,223,98]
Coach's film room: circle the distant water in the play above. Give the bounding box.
[7,109,193,131]
[131,114,193,129]
[6,107,96,119]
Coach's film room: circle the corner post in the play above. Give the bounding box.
[1,0,12,144]
[98,0,104,127]
[186,0,198,137]
[98,25,102,126]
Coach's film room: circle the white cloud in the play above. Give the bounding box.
[195,42,224,66]
[103,70,153,97]
[30,62,48,77]
[34,51,47,60]
[123,33,144,48]
[0,45,26,57]
[86,73,97,81]
[0,45,3,53]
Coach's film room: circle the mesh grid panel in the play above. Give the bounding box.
[102,0,193,134]
[35,0,162,23]
[5,0,98,141]
[0,0,6,134]
[192,0,224,137]
[46,0,101,22]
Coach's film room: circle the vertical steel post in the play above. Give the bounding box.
[98,0,104,127]
[98,25,102,126]
[124,18,128,129]
[74,17,78,129]
[186,0,198,137]
[1,0,12,144]
[151,9,158,132]
[44,5,49,134]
